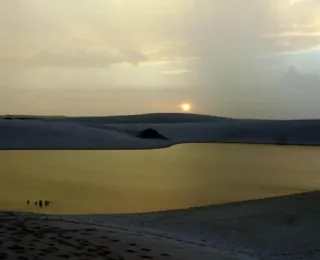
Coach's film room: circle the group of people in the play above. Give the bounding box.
[27,200,52,208]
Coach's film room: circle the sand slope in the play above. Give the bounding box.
[59,191,320,260]
[1,191,319,260]
[0,119,170,149]
[0,212,236,260]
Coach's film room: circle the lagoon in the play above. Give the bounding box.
[0,143,319,214]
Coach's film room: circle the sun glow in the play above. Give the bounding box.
[180,103,191,112]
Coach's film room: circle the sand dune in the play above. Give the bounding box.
[0,119,170,150]
[0,212,237,260]
[1,191,319,260]
[2,113,320,149]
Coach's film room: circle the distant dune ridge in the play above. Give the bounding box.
[1,113,320,149]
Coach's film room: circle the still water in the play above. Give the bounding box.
[0,144,319,214]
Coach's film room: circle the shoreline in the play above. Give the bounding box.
[1,141,320,151]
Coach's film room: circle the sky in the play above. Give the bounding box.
[1,0,320,118]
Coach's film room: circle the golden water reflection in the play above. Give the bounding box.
[0,144,319,214]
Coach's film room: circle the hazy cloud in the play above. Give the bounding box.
[161,69,192,75]
[281,66,320,89]
[0,49,149,68]
[292,0,320,4]
[2,0,320,118]
[31,50,148,68]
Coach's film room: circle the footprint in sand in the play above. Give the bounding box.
[27,245,35,250]
[48,246,58,252]
[6,226,17,231]
[17,256,29,260]
[84,228,96,232]
[8,245,25,253]
[13,238,23,243]
[140,248,151,252]
[40,249,50,254]
[83,252,95,257]
[126,249,136,253]
[98,251,112,257]
[57,254,70,258]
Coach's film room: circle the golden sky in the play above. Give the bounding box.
[1,0,320,118]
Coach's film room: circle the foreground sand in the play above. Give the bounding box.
[1,191,319,260]
[0,212,236,260]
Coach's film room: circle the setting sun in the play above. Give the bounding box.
[180,103,191,112]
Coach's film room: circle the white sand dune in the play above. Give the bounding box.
[0,119,171,149]
[1,113,320,149]
[1,191,319,260]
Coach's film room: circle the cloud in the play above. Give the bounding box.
[161,69,192,75]
[265,32,320,37]
[183,1,320,86]
[281,66,320,88]
[0,49,149,68]
[2,0,320,67]
[291,0,320,4]
[2,0,320,118]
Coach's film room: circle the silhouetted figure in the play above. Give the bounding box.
[35,201,38,206]
[39,200,43,208]
[27,200,30,205]
[45,200,49,207]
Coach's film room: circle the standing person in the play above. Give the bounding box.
[27,200,30,205]
[39,200,43,208]
[35,201,38,206]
